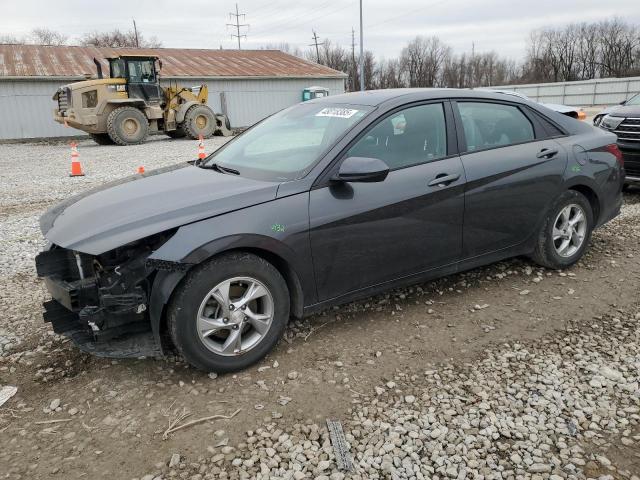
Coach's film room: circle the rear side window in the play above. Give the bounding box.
[529,110,566,138]
[457,102,534,152]
[347,103,447,169]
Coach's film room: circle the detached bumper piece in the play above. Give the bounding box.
[36,248,161,359]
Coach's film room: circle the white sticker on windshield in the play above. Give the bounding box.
[316,107,359,118]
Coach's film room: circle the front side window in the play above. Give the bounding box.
[206,103,373,181]
[458,102,534,152]
[127,60,155,83]
[347,103,447,169]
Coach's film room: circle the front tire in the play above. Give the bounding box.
[168,252,289,372]
[531,190,593,269]
[183,104,217,139]
[106,106,149,145]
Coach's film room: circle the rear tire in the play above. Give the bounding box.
[530,190,593,269]
[106,106,149,145]
[168,252,289,372]
[89,133,115,145]
[183,104,216,139]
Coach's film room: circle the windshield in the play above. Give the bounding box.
[626,93,640,105]
[205,103,374,181]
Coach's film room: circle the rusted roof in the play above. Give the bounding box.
[0,44,346,78]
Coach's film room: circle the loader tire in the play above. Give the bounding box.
[106,107,149,145]
[183,104,216,139]
[89,133,115,145]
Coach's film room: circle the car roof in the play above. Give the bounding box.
[309,87,593,136]
[308,88,533,107]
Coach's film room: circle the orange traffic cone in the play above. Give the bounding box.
[198,135,206,161]
[69,142,84,177]
[137,166,145,174]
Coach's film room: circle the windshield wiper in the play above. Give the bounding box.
[198,162,240,175]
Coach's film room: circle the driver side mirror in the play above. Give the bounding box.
[333,156,390,183]
[620,100,626,105]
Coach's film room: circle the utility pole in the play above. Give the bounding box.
[227,3,249,50]
[359,0,364,91]
[351,28,357,91]
[309,30,325,64]
[132,19,139,48]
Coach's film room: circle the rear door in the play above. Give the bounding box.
[309,101,466,301]
[453,100,568,258]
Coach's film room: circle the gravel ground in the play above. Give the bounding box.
[0,136,639,480]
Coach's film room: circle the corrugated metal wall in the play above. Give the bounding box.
[0,80,75,139]
[163,77,345,128]
[486,76,640,107]
[0,77,345,140]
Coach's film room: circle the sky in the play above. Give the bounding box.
[2,0,639,61]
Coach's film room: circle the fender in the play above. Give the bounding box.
[149,231,313,303]
[147,233,310,348]
[97,98,145,116]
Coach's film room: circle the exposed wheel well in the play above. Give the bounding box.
[569,185,600,223]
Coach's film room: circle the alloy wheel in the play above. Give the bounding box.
[196,277,274,356]
[552,204,587,258]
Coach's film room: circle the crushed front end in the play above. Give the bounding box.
[35,233,175,358]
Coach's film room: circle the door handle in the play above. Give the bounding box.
[536,148,559,159]
[428,173,460,187]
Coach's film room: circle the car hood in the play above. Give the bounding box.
[598,104,640,118]
[40,163,279,255]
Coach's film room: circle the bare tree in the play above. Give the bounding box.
[400,36,450,87]
[0,34,24,44]
[521,18,640,82]
[81,29,161,48]
[30,28,67,45]
[372,58,405,89]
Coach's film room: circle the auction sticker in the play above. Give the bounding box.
[316,107,359,118]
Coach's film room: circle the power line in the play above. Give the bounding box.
[227,3,249,50]
[309,30,326,63]
[249,0,337,36]
[365,0,447,29]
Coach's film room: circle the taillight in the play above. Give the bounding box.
[577,110,587,121]
[606,144,624,167]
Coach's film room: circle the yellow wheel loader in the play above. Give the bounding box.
[53,55,232,145]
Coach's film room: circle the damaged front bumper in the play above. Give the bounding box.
[36,243,167,359]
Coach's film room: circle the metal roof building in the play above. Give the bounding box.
[0,44,347,140]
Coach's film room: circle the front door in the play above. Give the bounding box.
[454,100,568,258]
[309,102,466,302]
